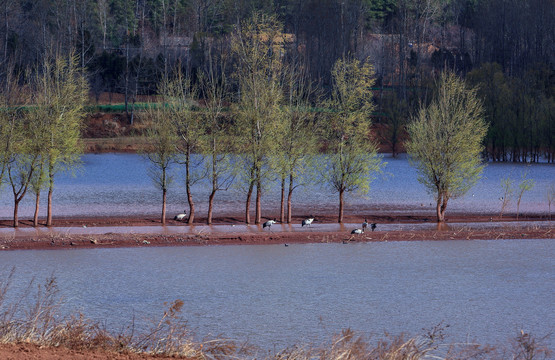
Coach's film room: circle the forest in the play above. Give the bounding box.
[0,0,553,163]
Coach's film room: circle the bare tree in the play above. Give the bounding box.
[516,170,534,220]
[199,45,234,225]
[499,175,514,219]
[143,104,179,225]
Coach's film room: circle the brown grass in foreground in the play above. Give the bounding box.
[0,269,552,360]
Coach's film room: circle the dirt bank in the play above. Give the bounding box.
[0,213,552,251]
[0,343,183,360]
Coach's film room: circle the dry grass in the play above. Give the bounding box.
[0,270,552,359]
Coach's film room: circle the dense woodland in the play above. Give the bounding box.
[0,0,553,162]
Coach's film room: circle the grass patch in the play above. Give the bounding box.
[85,103,156,113]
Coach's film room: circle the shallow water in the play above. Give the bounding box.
[0,153,553,219]
[0,239,553,350]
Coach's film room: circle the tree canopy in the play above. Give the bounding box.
[406,71,487,222]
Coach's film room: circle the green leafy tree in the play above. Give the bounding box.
[275,62,318,223]
[0,66,24,192]
[323,57,383,223]
[406,72,488,222]
[6,107,41,228]
[231,12,285,224]
[161,68,204,224]
[34,53,89,227]
[0,106,16,190]
[0,66,32,228]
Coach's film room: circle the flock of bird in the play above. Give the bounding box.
[263,216,377,235]
[174,211,377,237]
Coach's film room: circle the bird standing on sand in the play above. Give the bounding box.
[302,216,315,227]
[349,228,364,241]
[263,219,277,231]
[371,223,377,231]
[174,211,187,221]
[362,219,368,231]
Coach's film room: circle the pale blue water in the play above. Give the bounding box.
[0,239,553,350]
[0,153,553,219]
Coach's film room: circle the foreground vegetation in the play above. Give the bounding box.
[0,270,552,359]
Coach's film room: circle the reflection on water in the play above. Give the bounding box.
[0,153,553,219]
[436,222,451,231]
[0,239,553,350]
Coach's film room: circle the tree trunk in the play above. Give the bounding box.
[245,181,254,224]
[33,191,40,227]
[162,188,167,225]
[436,192,448,222]
[207,190,216,225]
[287,174,293,224]
[338,189,344,223]
[186,186,194,224]
[185,149,195,224]
[255,180,261,224]
[13,199,19,228]
[46,184,53,226]
[208,144,217,225]
[436,198,443,222]
[279,177,285,223]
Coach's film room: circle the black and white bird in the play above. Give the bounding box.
[371,223,377,232]
[263,219,277,231]
[362,218,368,231]
[302,216,315,227]
[351,228,364,235]
[174,211,187,221]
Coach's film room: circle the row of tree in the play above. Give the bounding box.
[144,13,384,226]
[144,14,487,226]
[0,14,511,227]
[0,54,88,228]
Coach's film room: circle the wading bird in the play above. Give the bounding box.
[263,219,277,231]
[302,216,315,227]
[174,211,187,221]
[362,219,368,231]
[349,228,364,241]
[371,223,377,231]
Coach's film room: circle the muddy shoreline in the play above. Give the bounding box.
[0,213,552,250]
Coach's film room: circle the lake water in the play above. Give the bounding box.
[0,239,553,351]
[0,153,553,219]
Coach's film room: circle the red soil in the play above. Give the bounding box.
[0,342,185,360]
[0,213,552,251]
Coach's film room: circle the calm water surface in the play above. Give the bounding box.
[0,153,553,219]
[1,239,553,350]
